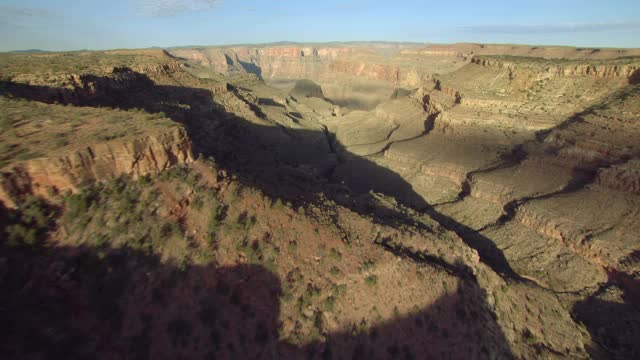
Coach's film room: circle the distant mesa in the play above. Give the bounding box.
[7,49,50,53]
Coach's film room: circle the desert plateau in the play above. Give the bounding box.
[1,1,640,359]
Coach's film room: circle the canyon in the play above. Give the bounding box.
[1,43,639,359]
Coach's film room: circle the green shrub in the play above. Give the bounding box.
[64,193,92,223]
[246,240,263,263]
[331,283,347,297]
[288,240,298,253]
[322,296,336,311]
[4,195,57,247]
[280,286,294,304]
[235,211,256,232]
[191,194,204,210]
[160,221,181,238]
[361,259,375,272]
[117,184,140,213]
[329,248,342,261]
[295,284,321,315]
[21,195,55,228]
[272,198,284,210]
[206,203,227,244]
[365,275,378,287]
[6,224,38,246]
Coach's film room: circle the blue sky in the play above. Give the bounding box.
[1,0,639,51]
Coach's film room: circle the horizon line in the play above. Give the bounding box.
[4,40,640,54]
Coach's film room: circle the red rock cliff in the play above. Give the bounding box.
[0,127,193,207]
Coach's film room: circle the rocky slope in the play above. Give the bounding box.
[361,57,640,282]
[471,55,640,79]
[283,50,640,357]
[2,45,640,359]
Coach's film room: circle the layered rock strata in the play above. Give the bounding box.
[0,127,193,207]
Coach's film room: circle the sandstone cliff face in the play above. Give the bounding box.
[383,149,468,186]
[171,48,248,75]
[171,46,455,110]
[170,47,356,79]
[249,47,359,81]
[132,61,183,76]
[0,127,193,207]
[415,43,640,60]
[470,57,517,69]
[550,64,640,78]
[596,160,640,194]
[471,56,640,79]
[514,201,638,275]
[171,46,433,87]
[400,49,465,57]
[254,46,354,59]
[329,60,400,84]
[436,83,463,103]
[1,60,199,208]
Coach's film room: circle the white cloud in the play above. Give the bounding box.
[136,0,223,17]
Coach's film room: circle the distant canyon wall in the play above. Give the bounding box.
[171,44,640,111]
[172,44,640,84]
[170,46,439,109]
[471,56,640,79]
[171,46,356,80]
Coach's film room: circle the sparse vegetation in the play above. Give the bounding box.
[0,95,178,171]
[3,195,57,247]
[361,259,375,272]
[329,247,342,261]
[322,295,337,311]
[365,275,378,287]
[206,202,227,244]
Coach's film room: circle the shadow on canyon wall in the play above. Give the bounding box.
[0,72,515,358]
[0,72,518,280]
[1,72,523,272]
[0,235,512,359]
[2,70,637,358]
[572,274,640,359]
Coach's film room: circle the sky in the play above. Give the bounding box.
[1,0,639,51]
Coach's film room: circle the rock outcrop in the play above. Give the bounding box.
[471,56,640,79]
[0,127,193,207]
[329,60,400,84]
[596,160,640,194]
